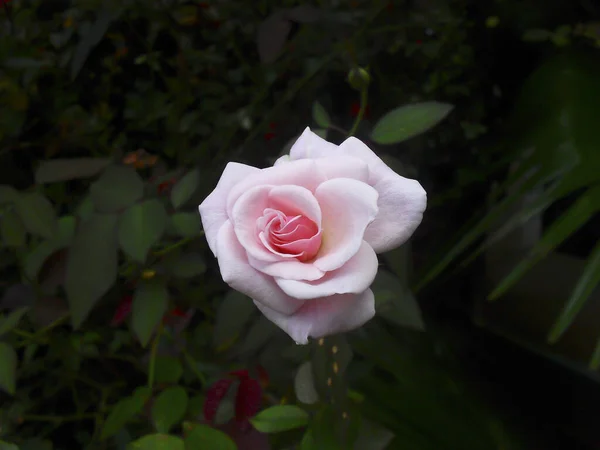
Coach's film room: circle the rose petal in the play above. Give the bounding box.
[199,162,260,257]
[336,137,427,252]
[231,185,280,262]
[288,127,338,160]
[364,175,427,252]
[275,241,377,299]
[254,289,376,345]
[312,178,378,271]
[315,155,370,183]
[248,255,325,281]
[216,221,304,314]
[268,185,322,226]
[227,159,326,218]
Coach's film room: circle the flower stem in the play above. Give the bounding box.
[348,87,369,137]
[147,324,163,390]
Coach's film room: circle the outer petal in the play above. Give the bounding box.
[227,159,326,218]
[288,127,338,160]
[199,162,260,257]
[248,255,325,281]
[275,241,378,299]
[337,137,427,253]
[313,178,379,271]
[254,289,376,345]
[216,221,304,315]
[314,155,370,183]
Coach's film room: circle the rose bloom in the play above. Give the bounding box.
[199,128,426,344]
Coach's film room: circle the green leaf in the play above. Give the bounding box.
[353,419,394,450]
[250,405,309,433]
[550,237,600,343]
[169,213,202,238]
[101,387,151,440]
[151,386,188,433]
[14,192,58,239]
[65,213,119,328]
[118,200,168,263]
[183,424,236,450]
[237,315,277,356]
[0,342,17,395]
[0,441,19,450]
[170,169,200,209]
[0,185,18,204]
[132,280,169,347]
[71,9,117,80]
[128,434,184,450]
[590,336,600,370]
[294,361,319,405]
[24,216,76,280]
[0,307,30,338]
[372,271,424,330]
[154,356,183,384]
[90,166,144,213]
[1,210,26,247]
[488,185,600,302]
[371,101,453,145]
[312,101,330,128]
[35,158,112,184]
[213,290,256,348]
[167,252,206,278]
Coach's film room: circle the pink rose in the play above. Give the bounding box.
[199,128,426,344]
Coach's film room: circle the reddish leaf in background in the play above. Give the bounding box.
[235,377,262,421]
[350,102,371,119]
[110,295,133,326]
[204,378,234,423]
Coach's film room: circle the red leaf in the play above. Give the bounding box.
[110,295,133,326]
[235,378,262,421]
[204,378,234,423]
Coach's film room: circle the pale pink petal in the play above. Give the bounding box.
[216,221,304,315]
[276,232,321,257]
[199,162,260,257]
[288,127,338,160]
[268,185,322,226]
[364,175,427,253]
[227,159,326,218]
[275,241,378,299]
[231,185,279,262]
[312,178,379,271]
[248,255,325,281]
[336,137,427,252]
[254,289,376,345]
[314,155,370,183]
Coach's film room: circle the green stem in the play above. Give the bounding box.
[147,325,163,390]
[153,236,197,257]
[348,87,369,137]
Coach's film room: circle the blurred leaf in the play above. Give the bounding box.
[170,169,200,210]
[304,406,337,449]
[118,200,168,263]
[183,425,236,450]
[0,342,17,395]
[66,213,119,328]
[313,128,328,139]
[24,216,75,281]
[90,166,144,213]
[35,158,112,184]
[0,441,19,450]
[0,186,18,204]
[154,356,183,384]
[523,29,553,42]
[312,101,330,128]
[0,307,30,338]
[372,271,424,330]
[128,434,184,450]
[1,210,26,247]
[151,386,188,433]
[371,102,453,145]
[550,237,600,343]
[170,213,202,238]
[71,9,117,80]
[294,361,319,405]
[257,13,292,64]
[132,279,168,347]
[15,192,58,239]
[237,315,277,356]
[488,185,600,302]
[284,5,322,23]
[590,335,600,370]
[353,418,394,450]
[250,405,309,433]
[0,285,35,310]
[18,439,53,450]
[213,291,256,348]
[166,252,206,278]
[101,387,151,440]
